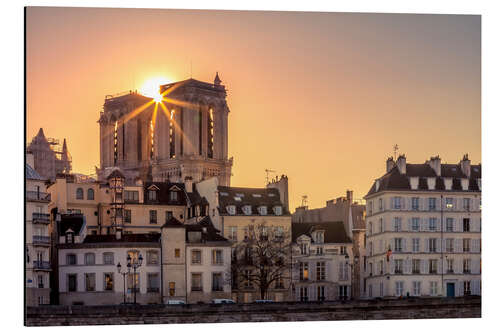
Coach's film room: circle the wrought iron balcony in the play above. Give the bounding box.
[26,191,50,202]
[32,213,50,224]
[32,235,50,246]
[33,260,51,270]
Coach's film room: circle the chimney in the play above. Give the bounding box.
[386,157,396,173]
[184,176,193,193]
[266,174,289,213]
[428,155,441,177]
[396,154,406,174]
[460,154,471,178]
[346,190,353,204]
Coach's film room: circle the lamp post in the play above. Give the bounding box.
[117,261,131,304]
[345,254,359,300]
[127,253,143,305]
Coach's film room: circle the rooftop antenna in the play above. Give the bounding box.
[393,144,399,160]
[301,195,308,207]
[265,169,276,184]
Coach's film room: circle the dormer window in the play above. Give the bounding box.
[252,194,262,198]
[461,178,469,191]
[273,206,283,216]
[242,205,252,215]
[427,177,436,190]
[235,193,244,198]
[66,230,74,244]
[258,206,267,216]
[409,177,419,190]
[300,242,309,255]
[314,231,324,244]
[234,197,242,202]
[148,190,157,201]
[375,179,380,192]
[170,191,178,201]
[268,193,275,197]
[226,205,236,215]
[444,178,452,191]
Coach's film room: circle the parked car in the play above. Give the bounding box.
[167,299,186,305]
[211,299,236,304]
[254,300,274,303]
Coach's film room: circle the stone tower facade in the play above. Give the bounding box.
[98,74,233,185]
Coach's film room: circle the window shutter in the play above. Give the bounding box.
[437,259,442,274]
[390,258,395,274]
[455,239,462,253]
[391,197,395,209]
[420,259,425,274]
[457,219,463,232]
[451,219,455,232]
[381,219,385,232]
[437,218,441,232]
[457,281,463,297]
[401,198,406,210]
[423,259,429,274]
[407,219,412,231]
[472,239,479,253]
[437,239,442,252]
[425,238,429,252]
[391,238,395,252]
[422,198,427,211]
[408,198,412,210]
[453,198,457,211]
[402,238,407,252]
[473,259,481,274]
[421,218,427,231]
[455,259,462,274]
[404,259,410,274]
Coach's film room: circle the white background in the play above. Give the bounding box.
[1,0,498,331]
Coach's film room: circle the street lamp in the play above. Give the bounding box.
[117,261,131,304]
[127,253,143,305]
[345,254,359,300]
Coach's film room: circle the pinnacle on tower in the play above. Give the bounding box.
[214,72,222,85]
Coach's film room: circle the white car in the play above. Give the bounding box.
[167,299,186,305]
[210,299,236,304]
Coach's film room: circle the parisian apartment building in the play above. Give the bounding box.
[363,154,481,298]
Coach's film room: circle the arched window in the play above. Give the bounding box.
[169,110,176,158]
[207,108,214,158]
[76,188,84,200]
[87,188,95,200]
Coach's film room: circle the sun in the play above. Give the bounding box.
[139,76,171,102]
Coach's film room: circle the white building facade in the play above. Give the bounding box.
[364,155,481,298]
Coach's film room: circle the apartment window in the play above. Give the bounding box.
[148,190,157,201]
[430,281,438,296]
[87,188,95,200]
[212,272,223,291]
[66,254,77,265]
[170,191,178,201]
[299,262,309,281]
[429,259,438,274]
[379,218,383,233]
[428,198,436,211]
[394,238,403,252]
[395,281,404,296]
[299,287,309,302]
[464,281,471,295]
[411,218,420,231]
[411,197,419,210]
[412,238,420,252]
[147,273,160,292]
[463,198,471,211]
[395,259,403,274]
[446,239,454,252]
[379,260,384,275]
[212,249,223,265]
[429,238,437,253]
[463,218,470,232]
[84,253,95,265]
[463,259,471,273]
[394,197,402,209]
[191,250,202,264]
[412,259,421,274]
[394,217,402,231]
[191,273,202,291]
[378,198,383,210]
[447,259,454,273]
[316,262,326,281]
[165,211,173,222]
[104,273,113,291]
[68,274,77,292]
[275,273,284,289]
[37,274,44,288]
[102,252,114,265]
[243,270,252,288]
[149,210,157,224]
[339,285,349,299]
[174,249,180,258]
[339,262,348,280]
[127,273,139,293]
[274,226,284,240]
[124,190,139,202]
[316,247,323,255]
[169,282,175,296]
[429,218,437,231]
[446,218,454,232]
[124,209,132,223]
[412,281,421,296]
[445,198,453,209]
[85,273,96,291]
[369,222,373,235]
[76,188,84,200]
[147,250,159,265]
[300,243,309,255]
[463,238,471,252]
[340,246,347,255]
[317,286,326,301]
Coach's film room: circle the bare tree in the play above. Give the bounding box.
[230,222,293,300]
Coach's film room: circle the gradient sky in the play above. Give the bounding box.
[26,7,481,211]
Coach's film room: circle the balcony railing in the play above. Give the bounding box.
[33,260,51,270]
[32,213,50,224]
[26,191,50,202]
[33,236,50,245]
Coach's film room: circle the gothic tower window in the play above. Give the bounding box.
[149,119,154,159]
[169,110,176,159]
[179,108,183,156]
[207,108,214,158]
[137,118,142,161]
[198,107,203,155]
[113,121,118,165]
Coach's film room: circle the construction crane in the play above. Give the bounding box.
[265,169,276,184]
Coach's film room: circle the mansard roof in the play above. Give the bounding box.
[83,233,161,244]
[58,213,86,236]
[143,181,188,206]
[292,222,352,244]
[366,162,481,197]
[217,186,288,216]
[161,216,185,228]
[185,216,229,243]
[26,163,44,181]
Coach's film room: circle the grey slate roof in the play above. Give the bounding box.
[26,164,44,181]
[217,186,287,215]
[292,222,352,244]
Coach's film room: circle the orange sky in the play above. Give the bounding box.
[26,8,481,211]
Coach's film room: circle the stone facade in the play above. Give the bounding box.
[97,76,233,186]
